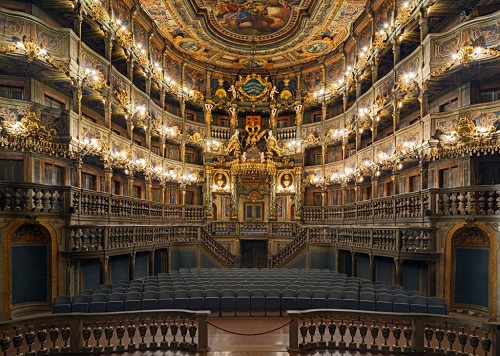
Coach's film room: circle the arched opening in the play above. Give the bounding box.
[446,224,496,319]
[7,224,53,316]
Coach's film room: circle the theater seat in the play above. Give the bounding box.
[53,296,71,313]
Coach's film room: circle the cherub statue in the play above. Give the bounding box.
[228,84,237,101]
[269,85,278,101]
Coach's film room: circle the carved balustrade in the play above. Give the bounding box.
[432,186,500,216]
[0,183,69,213]
[287,310,497,355]
[0,184,203,221]
[209,222,297,237]
[211,127,231,140]
[272,228,308,267]
[272,226,434,268]
[276,128,296,141]
[303,185,500,223]
[67,225,195,249]
[200,228,235,267]
[0,310,209,354]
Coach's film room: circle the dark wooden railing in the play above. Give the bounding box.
[302,185,500,223]
[0,310,208,354]
[272,226,434,268]
[0,184,204,221]
[210,221,297,237]
[200,227,236,267]
[287,309,498,355]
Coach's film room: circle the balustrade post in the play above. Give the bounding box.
[395,230,401,251]
[69,318,83,353]
[196,311,210,352]
[103,228,109,250]
[492,325,500,356]
[429,189,436,216]
[197,227,201,242]
[412,317,425,354]
[288,311,300,352]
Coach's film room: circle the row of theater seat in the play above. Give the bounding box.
[53,268,446,315]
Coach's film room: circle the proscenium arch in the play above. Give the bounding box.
[2,219,58,317]
[444,222,497,320]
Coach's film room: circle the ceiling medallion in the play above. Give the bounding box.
[172,36,205,55]
[301,38,333,57]
[239,58,267,69]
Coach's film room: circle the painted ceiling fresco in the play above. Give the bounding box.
[138,0,368,69]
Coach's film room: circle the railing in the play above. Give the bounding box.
[200,227,236,267]
[0,310,209,354]
[287,309,498,355]
[272,226,433,267]
[210,222,297,237]
[0,183,70,213]
[211,126,231,140]
[0,183,204,221]
[68,225,196,251]
[276,128,296,141]
[303,186,499,223]
[272,228,307,267]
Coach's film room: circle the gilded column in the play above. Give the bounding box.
[269,173,277,220]
[294,167,302,219]
[204,101,214,138]
[205,167,213,219]
[294,102,303,141]
[230,174,238,220]
[104,164,113,193]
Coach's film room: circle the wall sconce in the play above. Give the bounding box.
[206,139,221,152]
[156,124,180,141]
[285,139,302,153]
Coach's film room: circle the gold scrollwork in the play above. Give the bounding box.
[235,73,273,103]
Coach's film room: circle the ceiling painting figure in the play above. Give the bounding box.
[213,0,294,36]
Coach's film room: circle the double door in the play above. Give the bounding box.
[240,240,267,268]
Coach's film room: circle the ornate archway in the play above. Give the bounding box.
[445,222,497,319]
[2,220,58,317]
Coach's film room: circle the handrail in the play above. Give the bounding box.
[303,185,500,223]
[210,221,297,237]
[67,225,201,251]
[272,227,307,268]
[287,309,498,355]
[0,310,209,354]
[200,227,236,267]
[272,225,435,267]
[0,183,204,221]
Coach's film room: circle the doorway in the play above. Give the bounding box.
[241,240,267,268]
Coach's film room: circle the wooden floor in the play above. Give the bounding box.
[111,317,385,356]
